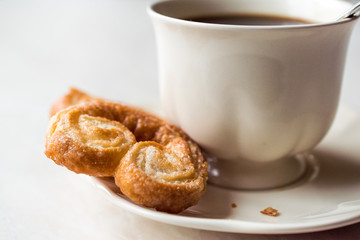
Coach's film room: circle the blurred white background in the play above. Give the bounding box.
[0,0,359,239]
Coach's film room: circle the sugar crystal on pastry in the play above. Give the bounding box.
[45,104,137,177]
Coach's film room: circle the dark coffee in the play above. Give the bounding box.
[186,14,312,26]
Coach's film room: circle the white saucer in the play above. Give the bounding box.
[88,105,360,234]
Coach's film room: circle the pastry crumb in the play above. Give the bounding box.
[231,203,237,208]
[260,207,279,217]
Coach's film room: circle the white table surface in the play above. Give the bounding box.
[1,0,359,239]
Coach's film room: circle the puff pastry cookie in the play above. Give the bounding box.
[45,89,208,213]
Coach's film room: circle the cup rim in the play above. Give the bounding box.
[147,0,358,30]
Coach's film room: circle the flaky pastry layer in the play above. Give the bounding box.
[45,104,137,176]
[45,89,208,213]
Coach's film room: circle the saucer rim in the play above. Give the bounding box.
[87,105,360,234]
[88,176,360,234]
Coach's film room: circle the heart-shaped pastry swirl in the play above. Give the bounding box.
[132,140,195,182]
[45,105,136,176]
[45,89,208,213]
[116,138,206,213]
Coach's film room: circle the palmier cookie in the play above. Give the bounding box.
[116,138,206,213]
[45,103,137,176]
[49,88,101,117]
[45,91,208,213]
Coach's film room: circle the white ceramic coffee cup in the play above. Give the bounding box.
[148,0,359,189]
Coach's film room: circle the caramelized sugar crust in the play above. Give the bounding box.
[45,89,208,213]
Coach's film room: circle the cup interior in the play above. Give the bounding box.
[150,0,352,25]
